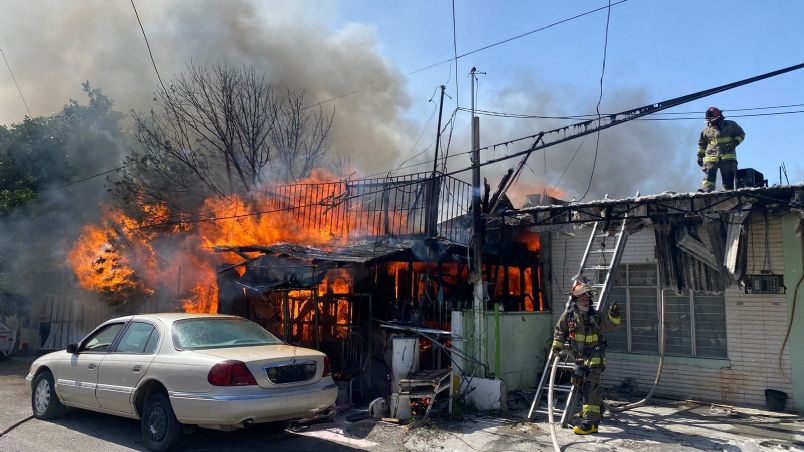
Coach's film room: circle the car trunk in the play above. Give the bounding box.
[193,344,324,389]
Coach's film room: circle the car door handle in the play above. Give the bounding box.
[87,363,96,370]
[132,365,142,372]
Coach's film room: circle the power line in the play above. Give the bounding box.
[578,0,612,202]
[42,164,129,192]
[458,103,804,121]
[304,1,629,110]
[462,106,804,121]
[136,61,804,229]
[1,48,32,117]
[452,0,459,109]
[130,0,171,98]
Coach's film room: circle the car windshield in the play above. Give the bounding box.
[172,317,282,350]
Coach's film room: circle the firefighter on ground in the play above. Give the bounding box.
[551,276,621,435]
[697,106,745,192]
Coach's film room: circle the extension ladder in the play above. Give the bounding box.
[527,203,631,427]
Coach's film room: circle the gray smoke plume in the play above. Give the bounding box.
[0,0,418,322]
[0,0,415,173]
[436,75,700,205]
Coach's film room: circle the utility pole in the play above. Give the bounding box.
[427,85,447,238]
[470,67,487,376]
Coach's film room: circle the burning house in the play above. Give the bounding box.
[211,172,550,402]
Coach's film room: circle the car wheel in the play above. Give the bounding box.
[141,392,183,452]
[31,370,66,420]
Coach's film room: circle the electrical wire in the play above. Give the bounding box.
[388,87,442,176]
[460,104,804,121]
[452,0,459,110]
[440,0,460,175]
[41,164,130,192]
[130,0,170,98]
[0,48,32,116]
[133,63,804,229]
[304,1,629,110]
[552,135,588,193]
[577,0,612,203]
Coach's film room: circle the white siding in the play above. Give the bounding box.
[548,214,794,409]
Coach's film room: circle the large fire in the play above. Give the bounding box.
[68,171,350,313]
[68,170,545,318]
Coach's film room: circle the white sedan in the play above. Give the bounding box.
[27,313,337,451]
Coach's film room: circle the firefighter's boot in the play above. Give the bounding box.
[572,422,599,435]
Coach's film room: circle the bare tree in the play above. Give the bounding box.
[116,61,334,211]
[272,89,334,183]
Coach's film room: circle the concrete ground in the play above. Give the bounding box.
[2,356,803,451]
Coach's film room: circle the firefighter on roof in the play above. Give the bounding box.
[552,276,621,435]
[697,106,745,192]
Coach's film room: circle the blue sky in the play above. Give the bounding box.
[325,0,804,197]
[1,0,802,201]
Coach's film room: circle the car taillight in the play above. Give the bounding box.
[208,360,258,386]
[322,355,331,377]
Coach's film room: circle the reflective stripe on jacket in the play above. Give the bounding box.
[697,120,745,164]
[552,304,620,367]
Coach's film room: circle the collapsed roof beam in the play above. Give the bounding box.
[498,185,804,228]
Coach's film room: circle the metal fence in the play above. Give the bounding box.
[260,172,472,244]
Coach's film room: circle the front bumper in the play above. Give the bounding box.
[169,379,337,426]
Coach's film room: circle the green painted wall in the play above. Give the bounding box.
[782,213,804,412]
[457,310,553,391]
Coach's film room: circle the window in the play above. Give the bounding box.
[115,322,159,354]
[172,317,282,350]
[606,264,727,359]
[81,323,125,353]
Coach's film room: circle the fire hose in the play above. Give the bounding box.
[546,354,562,452]
[608,288,666,413]
[545,289,667,450]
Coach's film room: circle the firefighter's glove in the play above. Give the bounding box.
[609,302,621,319]
[571,363,588,387]
[697,157,703,167]
[552,346,569,360]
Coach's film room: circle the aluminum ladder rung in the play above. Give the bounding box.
[534,408,568,416]
[528,191,636,423]
[583,265,611,271]
[540,384,573,392]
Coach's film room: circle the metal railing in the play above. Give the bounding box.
[260,172,472,244]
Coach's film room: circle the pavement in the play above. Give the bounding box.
[2,355,803,451]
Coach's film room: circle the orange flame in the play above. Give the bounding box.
[68,207,160,298]
[69,171,352,312]
[506,182,567,207]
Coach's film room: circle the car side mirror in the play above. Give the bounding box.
[66,343,79,354]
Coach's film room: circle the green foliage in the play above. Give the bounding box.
[0,81,123,215]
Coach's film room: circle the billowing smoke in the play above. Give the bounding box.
[0,1,702,327]
[0,0,419,318]
[434,75,700,205]
[0,0,414,172]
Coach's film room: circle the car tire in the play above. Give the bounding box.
[31,370,66,420]
[141,392,183,452]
